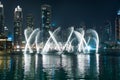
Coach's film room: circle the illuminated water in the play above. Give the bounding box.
[0,52,120,80]
[24,27,99,54]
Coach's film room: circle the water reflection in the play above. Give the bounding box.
[0,55,23,80]
[0,53,120,80]
[35,54,46,80]
[13,55,23,80]
[24,54,35,80]
[0,56,10,80]
[42,55,67,79]
[99,55,120,80]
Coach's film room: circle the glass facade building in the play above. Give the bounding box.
[41,4,51,30]
[41,4,51,43]
[115,10,120,41]
[14,5,23,50]
[26,14,34,30]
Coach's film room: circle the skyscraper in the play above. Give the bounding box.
[26,14,34,30]
[41,4,51,43]
[0,2,4,36]
[115,10,120,41]
[25,14,34,42]
[14,5,23,50]
[41,4,51,30]
[103,21,112,41]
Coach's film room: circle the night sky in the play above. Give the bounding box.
[1,0,120,32]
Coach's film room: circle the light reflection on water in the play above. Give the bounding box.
[0,53,120,80]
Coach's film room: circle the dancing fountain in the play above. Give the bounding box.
[24,27,99,54]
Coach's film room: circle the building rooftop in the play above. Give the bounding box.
[41,4,51,7]
[15,5,22,12]
[41,4,51,10]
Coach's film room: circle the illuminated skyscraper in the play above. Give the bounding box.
[115,10,120,41]
[0,2,4,36]
[41,4,51,42]
[41,4,51,30]
[14,5,23,50]
[26,14,34,30]
[25,14,34,42]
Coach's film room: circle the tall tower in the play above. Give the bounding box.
[0,2,4,36]
[41,4,51,43]
[25,14,34,41]
[115,10,120,41]
[14,5,23,50]
[41,4,51,30]
[26,14,34,30]
[103,21,112,41]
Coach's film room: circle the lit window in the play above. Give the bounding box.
[15,32,18,34]
[42,7,46,10]
[47,19,49,21]
[47,12,50,15]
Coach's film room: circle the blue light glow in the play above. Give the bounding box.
[117,10,120,15]
[87,46,91,52]
[8,37,12,41]
[52,23,56,27]
[7,33,13,41]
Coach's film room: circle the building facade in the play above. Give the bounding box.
[14,5,23,50]
[26,14,34,29]
[0,2,4,36]
[41,4,51,43]
[41,4,51,30]
[115,10,120,41]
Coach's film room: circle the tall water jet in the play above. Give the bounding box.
[24,28,39,53]
[49,31,61,51]
[41,27,61,54]
[86,29,99,53]
[35,31,41,53]
[24,27,99,54]
[62,27,74,53]
[74,31,89,53]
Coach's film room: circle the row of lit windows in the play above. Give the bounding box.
[42,11,51,15]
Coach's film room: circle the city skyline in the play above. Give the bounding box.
[0,1,120,80]
[0,0,120,33]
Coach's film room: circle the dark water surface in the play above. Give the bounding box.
[0,53,120,80]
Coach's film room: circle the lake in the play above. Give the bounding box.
[0,52,120,80]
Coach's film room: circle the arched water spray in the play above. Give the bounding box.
[41,27,61,54]
[24,27,99,54]
[62,27,74,53]
[24,28,39,53]
[86,29,99,53]
[49,31,61,51]
[74,31,89,53]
